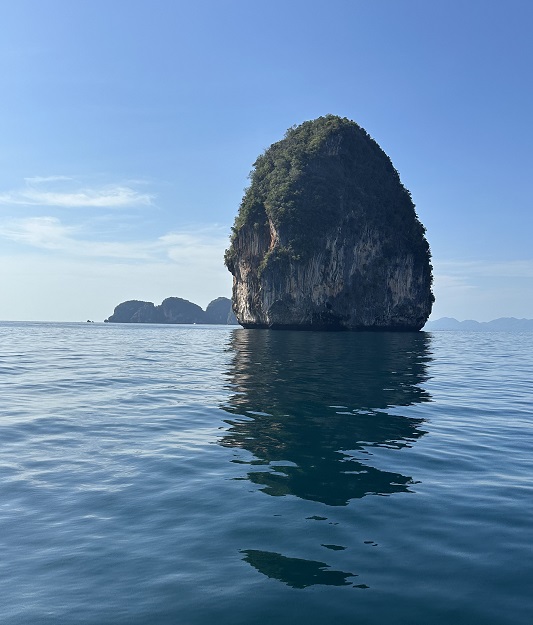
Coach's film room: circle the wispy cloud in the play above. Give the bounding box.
[23,175,73,184]
[0,216,229,263]
[432,273,477,292]
[431,258,533,303]
[0,177,154,208]
[0,216,76,250]
[430,258,533,321]
[437,259,533,279]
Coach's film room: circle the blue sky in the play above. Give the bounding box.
[0,0,531,321]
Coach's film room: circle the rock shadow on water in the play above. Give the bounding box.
[221,329,433,506]
[240,549,356,589]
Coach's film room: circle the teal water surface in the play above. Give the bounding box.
[0,322,532,624]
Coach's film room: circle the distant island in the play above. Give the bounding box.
[424,317,533,331]
[105,297,238,325]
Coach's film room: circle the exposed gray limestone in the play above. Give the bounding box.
[225,115,434,330]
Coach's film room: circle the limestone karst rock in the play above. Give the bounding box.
[158,297,205,324]
[104,296,238,324]
[204,297,238,324]
[104,300,158,323]
[224,115,434,330]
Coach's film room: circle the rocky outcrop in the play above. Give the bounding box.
[204,297,238,325]
[158,297,205,324]
[105,300,158,323]
[105,296,237,324]
[225,115,434,330]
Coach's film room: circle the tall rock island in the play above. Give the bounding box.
[224,115,434,330]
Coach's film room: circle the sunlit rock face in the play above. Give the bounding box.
[225,115,434,330]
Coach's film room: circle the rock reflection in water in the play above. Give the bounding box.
[240,550,356,589]
[221,330,432,506]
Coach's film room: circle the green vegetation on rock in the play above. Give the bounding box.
[225,115,434,330]
[226,115,430,270]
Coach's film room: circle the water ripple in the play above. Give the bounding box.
[0,323,532,625]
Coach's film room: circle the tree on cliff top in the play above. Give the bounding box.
[225,114,431,270]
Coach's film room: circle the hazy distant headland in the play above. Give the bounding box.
[105,296,238,325]
[424,317,533,331]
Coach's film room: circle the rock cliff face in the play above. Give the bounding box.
[225,115,434,330]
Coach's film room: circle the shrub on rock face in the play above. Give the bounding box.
[225,115,434,330]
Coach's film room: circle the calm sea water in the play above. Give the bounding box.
[1,322,532,625]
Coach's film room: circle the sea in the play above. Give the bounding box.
[1,321,532,625]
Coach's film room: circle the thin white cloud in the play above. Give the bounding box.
[0,177,154,208]
[0,216,75,250]
[432,273,477,292]
[23,175,73,184]
[0,216,229,263]
[431,258,533,306]
[437,259,533,279]
[430,258,533,320]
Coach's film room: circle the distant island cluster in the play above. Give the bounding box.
[424,317,533,331]
[105,297,238,325]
